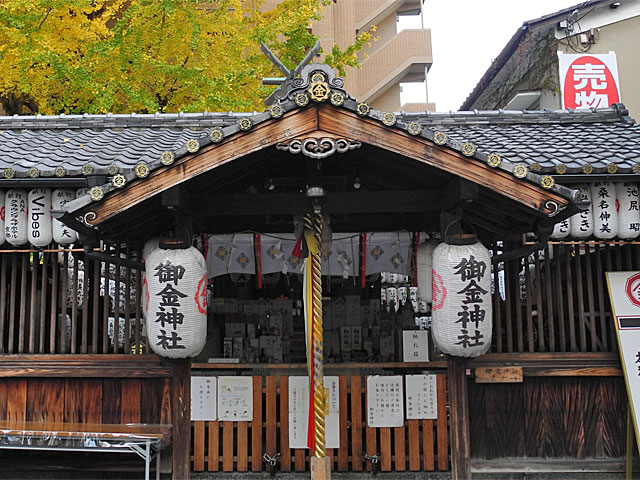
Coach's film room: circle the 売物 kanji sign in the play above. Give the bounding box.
[558,53,621,109]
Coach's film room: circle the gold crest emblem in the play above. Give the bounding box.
[308,77,330,102]
[513,164,528,178]
[487,153,501,167]
[540,175,554,189]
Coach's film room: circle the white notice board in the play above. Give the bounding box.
[288,376,340,449]
[367,375,404,427]
[402,330,429,362]
[606,271,640,454]
[191,376,217,421]
[405,374,437,420]
[218,376,253,421]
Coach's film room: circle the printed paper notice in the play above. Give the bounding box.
[191,376,217,421]
[289,376,340,448]
[218,376,253,421]
[367,375,404,427]
[405,374,437,420]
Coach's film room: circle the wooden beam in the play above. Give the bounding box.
[0,355,171,377]
[317,106,569,215]
[447,357,471,480]
[195,213,440,234]
[171,359,191,480]
[194,190,447,216]
[79,107,319,226]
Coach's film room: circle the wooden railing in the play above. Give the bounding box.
[490,241,638,354]
[0,241,637,356]
[0,245,145,355]
[191,374,450,473]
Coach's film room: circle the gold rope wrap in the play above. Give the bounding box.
[304,213,326,459]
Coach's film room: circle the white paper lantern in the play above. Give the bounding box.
[5,190,28,246]
[569,184,593,238]
[416,240,439,303]
[551,219,570,239]
[431,239,492,358]
[616,182,640,239]
[0,191,5,246]
[146,246,207,358]
[591,182,618,239]
[52,189,78,244]
[142,237,161,320]
[143,237,161,261]
[28,188,53,247]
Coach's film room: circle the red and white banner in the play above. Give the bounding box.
[558,52,621,109]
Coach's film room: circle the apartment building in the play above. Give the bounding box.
[265,0,434,112]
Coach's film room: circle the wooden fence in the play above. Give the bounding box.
[469,375,627,459]
[491,241,639,354]
[191,374,449,473]
[1,241,639,355]
[0,245,145,355]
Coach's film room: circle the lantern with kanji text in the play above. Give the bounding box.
[145,246,208,358]
[431,237,492,358]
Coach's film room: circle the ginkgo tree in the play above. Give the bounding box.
[0,0,372,114]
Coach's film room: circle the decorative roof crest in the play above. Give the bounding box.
[261,42,353,106]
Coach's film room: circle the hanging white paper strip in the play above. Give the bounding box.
[569,184,593,238]
[288,376,340,449]
[206,234,256,277]
[321,234,359,277]
[616,182,640,239]
[365,232,412,275]
[591,182,618,239]
[260,234,304,275]
[416,240,439,302]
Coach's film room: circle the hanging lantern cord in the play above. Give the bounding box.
[310,212,326,459]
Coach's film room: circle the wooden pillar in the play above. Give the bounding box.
[171,359,191,480]
[447,357,471,480]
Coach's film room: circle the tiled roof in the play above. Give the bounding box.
[398,105,639,174]
[0,62,637,218]
[0,104,636,180]
[0,112,255,178]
